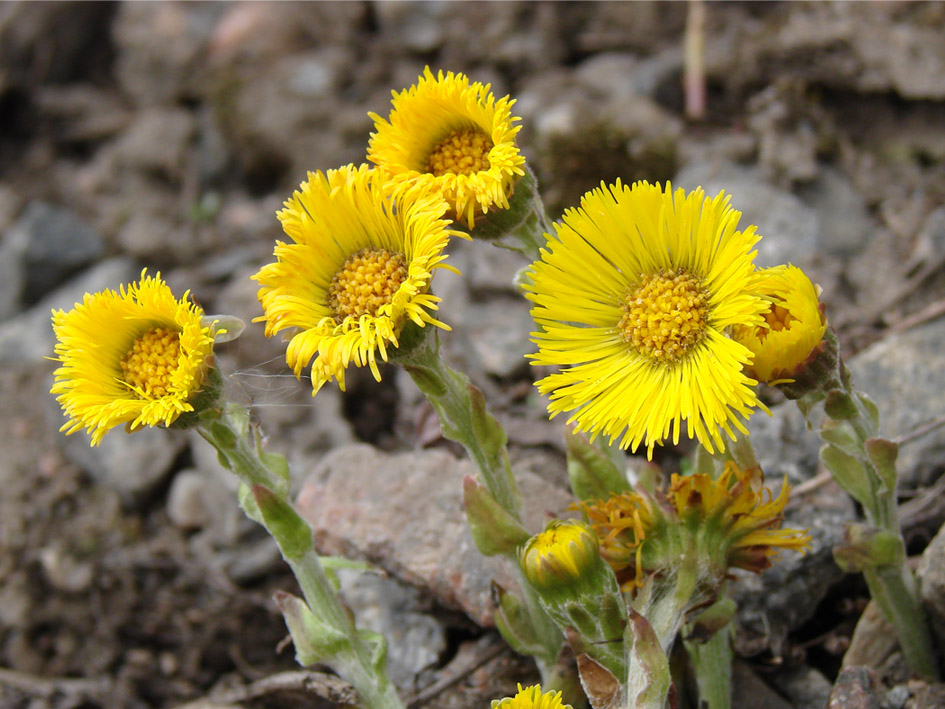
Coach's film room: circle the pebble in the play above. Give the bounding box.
[55,419,185,506]
[828,666,882,709]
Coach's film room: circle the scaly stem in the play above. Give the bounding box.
[862,555,939,680]
[815,353,939,679]
[196,408,406,709]
[392,323,522,516]
[392,324,573,695]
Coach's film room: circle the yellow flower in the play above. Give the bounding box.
[51,270,216,446]
[527,180,767,458]
[578,462,811,591]
[367,67,525,227]
[732,264,827,384]
[253,164,459,394]
[491,684,572,709]
[521,519,603,595]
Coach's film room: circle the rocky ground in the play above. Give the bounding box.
[2,2,945,708]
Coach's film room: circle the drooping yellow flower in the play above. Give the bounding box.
[51,271,217,446]
[491,684,572,709]
[367,67,525,227]
[577,462,810,592]
[527,180,768,458]
[253,164,459,394]
[732,264,827,384]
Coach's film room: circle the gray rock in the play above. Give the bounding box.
[917,520,945,650]
[746,402,823,486]
[113,2,225,106]
[167,468,224,530]
[883,684,910,709]
[296,444,574,627]
[731,660,792,709]
[767,664,834,709]
[847,318,945,488]
[828,666,882,709]
[3,202,105,307]
[457,296,535,379]
[335,568,446,687]
[843,600,898,671]
[56,420,185,505]
[111,107,196,181]
[796,167,877,257]
[0,257,138,364]
[674,162,820,270]
[733,479,852,659]
[573,52,641,104]
[630,47,683,102]
[0,236,25,323]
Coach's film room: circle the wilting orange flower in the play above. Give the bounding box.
[577,462,810,591]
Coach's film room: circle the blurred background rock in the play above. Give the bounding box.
[2,2,945,707]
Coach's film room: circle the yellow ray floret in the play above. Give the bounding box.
[732,264,827,384]
[527,180,768,458]
[367,66,525,227]
[253,164,460,394]
[51,270,216,446]
[491,683,572,709]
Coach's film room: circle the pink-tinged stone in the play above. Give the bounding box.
[296,444,575,627]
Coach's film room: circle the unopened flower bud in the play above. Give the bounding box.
[733,264,827,386]
[521,520,605,600]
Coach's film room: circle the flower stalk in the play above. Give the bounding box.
[683,601,735,709]
[391,322,574,694]
[195,404,406,709]
[392,321,522,516]
[805,336,939,679]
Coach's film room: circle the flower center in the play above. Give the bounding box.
[327,248,408,323]
[426,128,494,176]
[759,303,794,341]
[120,327,181,398]
[619,268,710,363]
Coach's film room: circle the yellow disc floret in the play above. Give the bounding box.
[327,248,408,323]
[760,303,795,340]
[619,268,709,364]
[427,128,494,177]
[120,327,182,398]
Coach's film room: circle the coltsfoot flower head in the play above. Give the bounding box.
[732,264,827,384]
[527,180,768,458]
[253,164,460,394]
[367,67,525,228]
[578,462,811,592]
[51,270,218,446]
[491,683,572,709]
[521,519,607,601]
